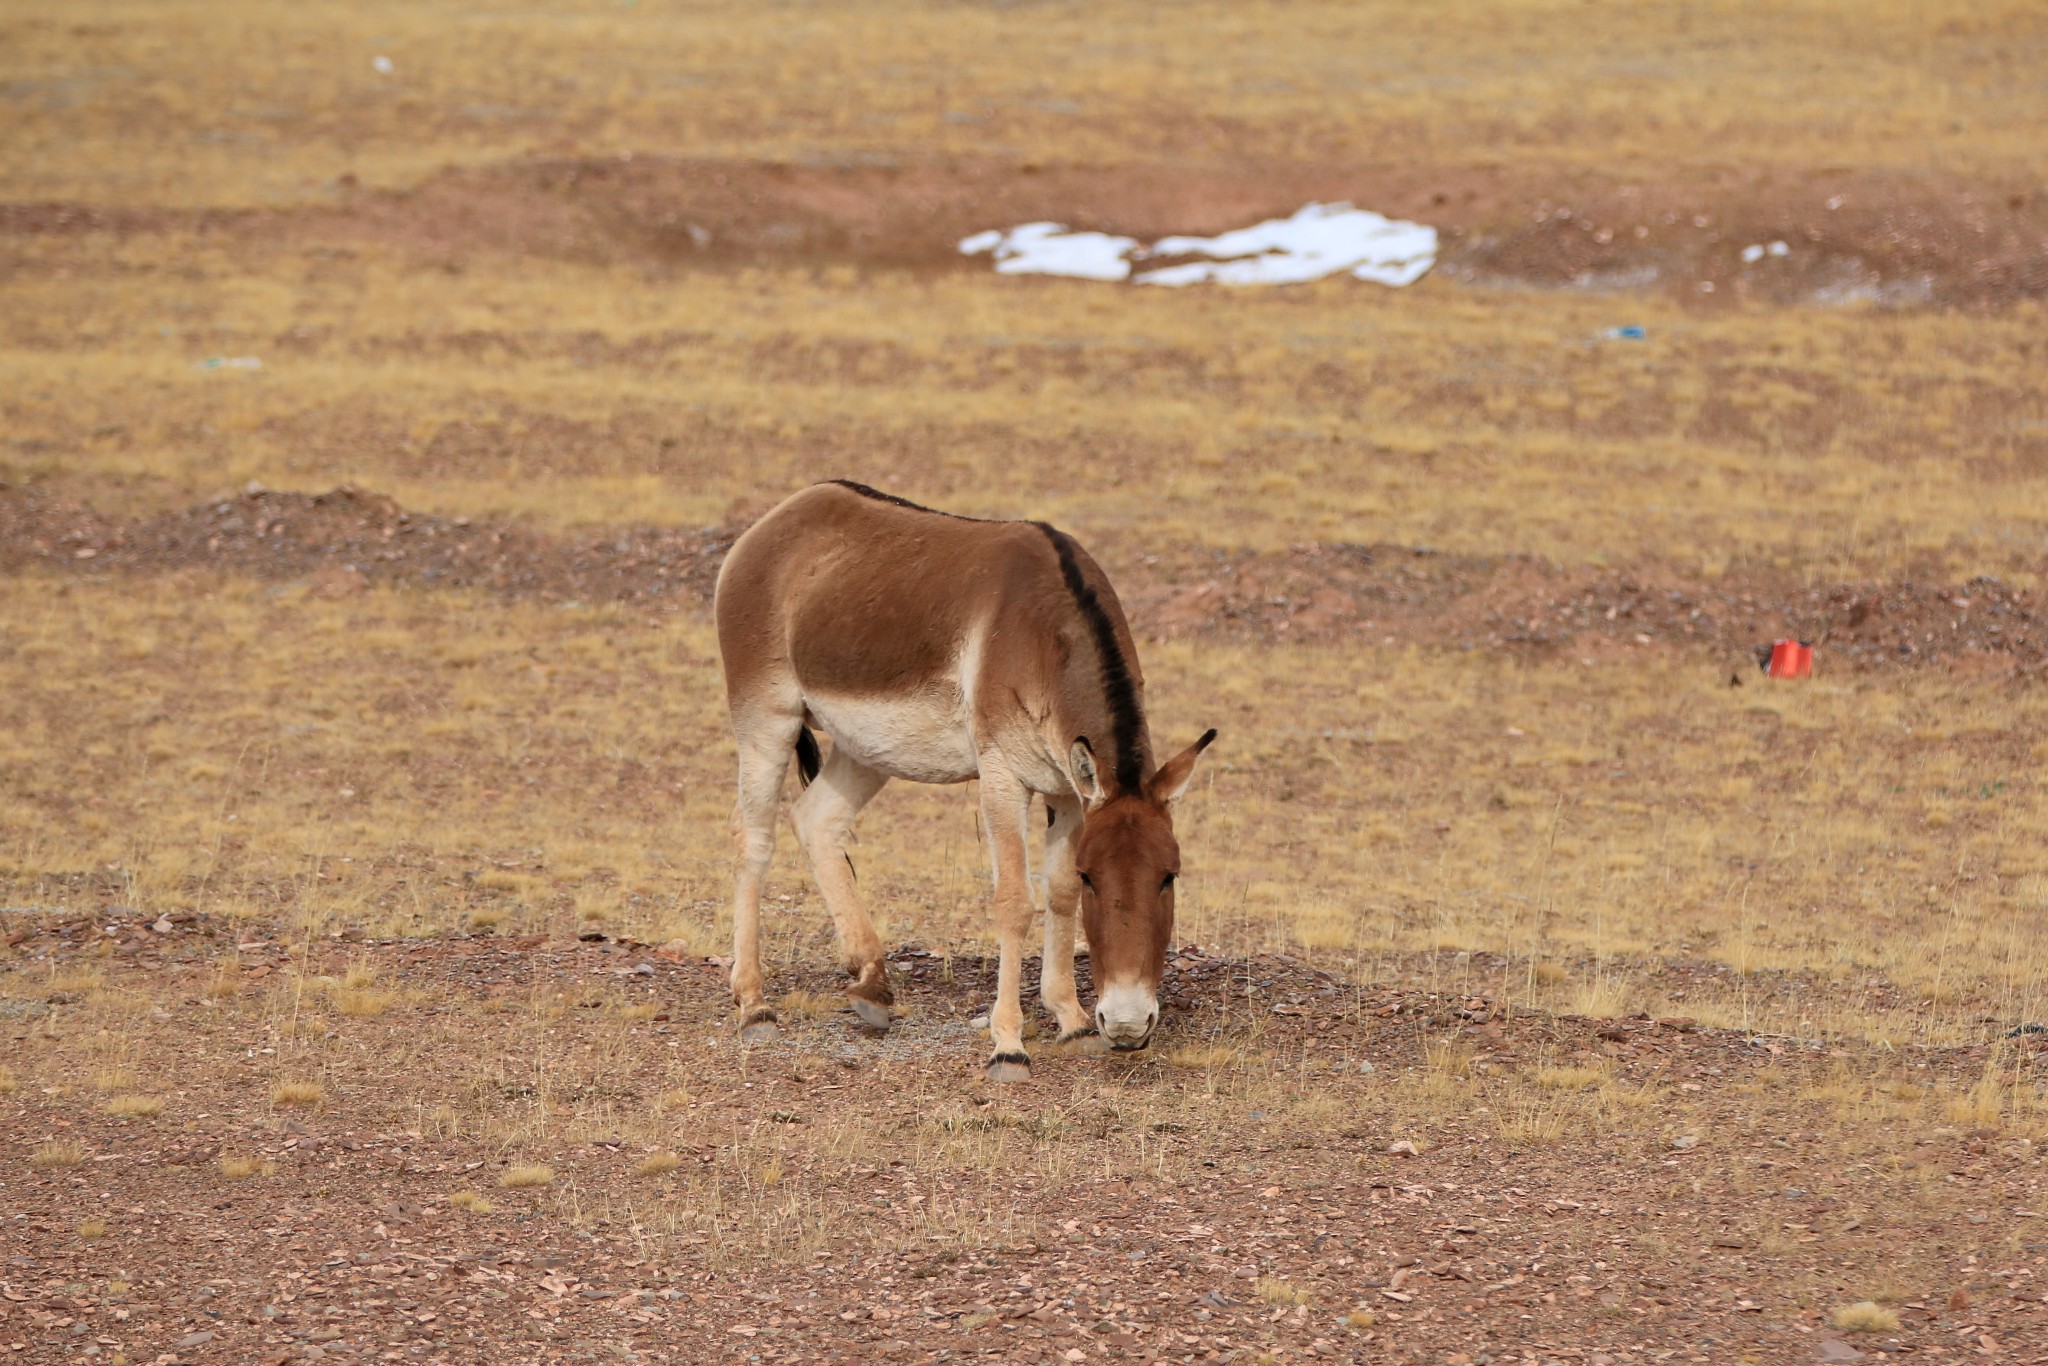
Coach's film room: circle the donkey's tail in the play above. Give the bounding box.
[794,727,821,788]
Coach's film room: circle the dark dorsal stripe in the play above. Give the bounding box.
[1034,523,1146,795]
[828,480,982,520]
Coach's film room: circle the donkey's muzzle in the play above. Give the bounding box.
[1096,985,1159,1051]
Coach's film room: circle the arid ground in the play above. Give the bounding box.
[6,3,2048,1364]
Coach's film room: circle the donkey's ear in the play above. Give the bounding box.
[1147,728,1217,806]
[1068,737,1106,809]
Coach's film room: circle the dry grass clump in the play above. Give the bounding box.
[499,1164,555,1189]
[219,1155,276,1179]
[77,1219,108,1240]
[449,1191,496,1213]
[1165,1044,1240,1070]
[776,989,837,1021]
[102,1094,165,1118]
[91,1067,139,1093]
[0,1067,15,1095]
[271,1081,325,1107]
[335,988,398,1018]
[1345,1309,1377,1330]
[30,1140,88,1169]
[635,1152,682,1177]
[1254,1277,1310,1307]
[1832,1300,1901,1333]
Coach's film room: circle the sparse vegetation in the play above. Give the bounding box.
[29,1141,87,1169]
[271,1082,325,1108]
[635,1152,682,1178]
[1833,1301,1902,1333]
[2,0,2044,1356]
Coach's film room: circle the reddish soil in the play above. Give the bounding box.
[4,482,2041,678]
[4,157,2046,308]
[6,910,2047,1365]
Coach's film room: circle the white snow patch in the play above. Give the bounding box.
[958,202,1436,287]
[958,223,1138,282]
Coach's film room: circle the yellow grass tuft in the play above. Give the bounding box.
[1164,1044,1239,1070]
[219,1156,275,1179]
[29,1140,88,1168]
[271,1081,325,1107]
[102,1094,165,1118]
[77,1219,107,1240]
[499,1164,555,1189]
[0,1066,15,1095]
[1832,1301,1900,1333]
[1254,1277,1310,1307]
[449,1190,495,1213]
[335,988,397,1018]
[92,1067,139,1093]
[635,1152,682,1177]
[1345,1309,1377,1329]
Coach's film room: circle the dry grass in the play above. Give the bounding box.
[29,1140,87,1169]
[635,1152,682,1178]
[219,1156,276,1179]
[3,0,2040,208]
[101,1095,165,1119]
[270,1081,325,1108]
[1254,1277,1311,1307]
[8,577,2044,1049]
[499,1165,555,1189]
[449,1191,496,1213]
[0,1067,15,1095]
[77,1219,107,1241]
[1832,1300,1901,1333]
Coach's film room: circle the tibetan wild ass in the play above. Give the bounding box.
[714,481,1216,1081]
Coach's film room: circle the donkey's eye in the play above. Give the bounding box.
[1160,872,1177,892]
[1077,872,1095,891]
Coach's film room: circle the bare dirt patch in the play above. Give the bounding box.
[5,910,2042,1364]
[6,482,2042,678]
[6,157,2046,308]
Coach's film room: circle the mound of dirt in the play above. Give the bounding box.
[5,482,2042,676]
[5,156,2045,307]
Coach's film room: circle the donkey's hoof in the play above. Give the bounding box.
[849,996,892,1031]
[984,1052,1032,1084]
[739,1011,780,1045]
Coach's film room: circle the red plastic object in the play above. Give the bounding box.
[1767,639,1813,679]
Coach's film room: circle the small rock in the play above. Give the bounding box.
[1387,1140,1419,1156]
[1669,1134,1700,1152]
[174,1332,215,1348]
[152,916,174,934]
[1814,1339,1865,1362]
[632,962,655,976]
[1355,1060,1375,1075]
[969,1013,991,1030]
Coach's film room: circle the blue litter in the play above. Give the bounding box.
[1603,325,1646,340]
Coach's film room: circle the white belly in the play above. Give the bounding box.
[805,687,980,785]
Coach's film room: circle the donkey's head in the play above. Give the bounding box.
[1069,728,1217,1050]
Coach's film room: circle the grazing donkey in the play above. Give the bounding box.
[714,481,1216,1081]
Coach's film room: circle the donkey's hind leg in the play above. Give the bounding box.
[790,743,892,1028]
[729,708,803,1043]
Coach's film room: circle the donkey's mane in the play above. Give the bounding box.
[1034,523,1146,796]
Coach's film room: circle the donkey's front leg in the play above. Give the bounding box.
[1039,794,1096,1044]
[978,763,1036,1083]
